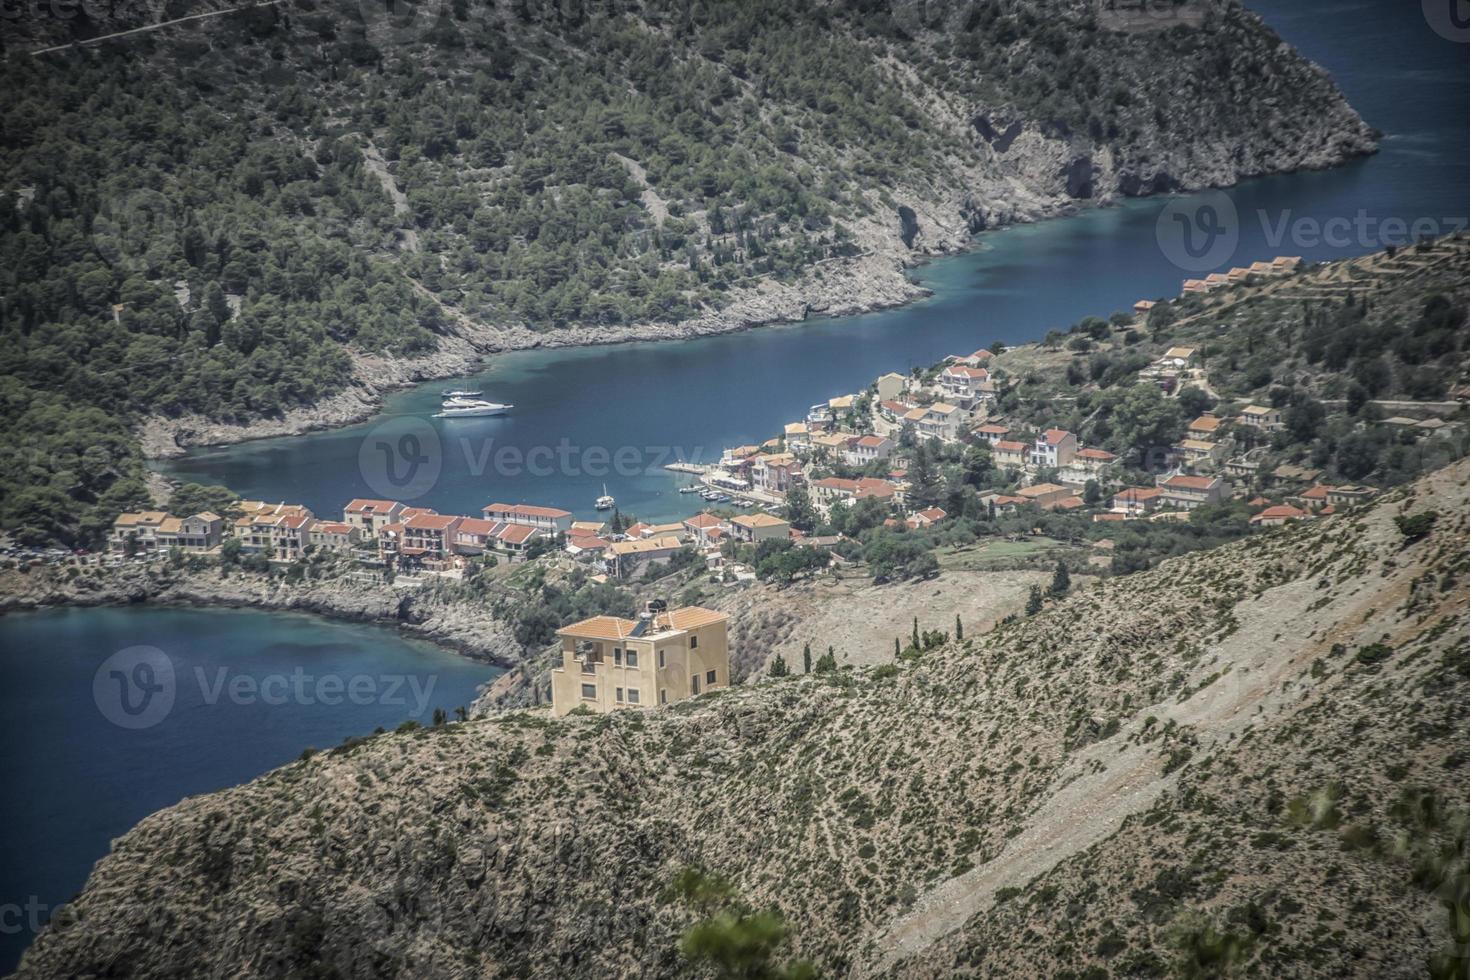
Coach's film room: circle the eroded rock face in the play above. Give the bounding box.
[898,206,921,248]
[1065,156,1096,199]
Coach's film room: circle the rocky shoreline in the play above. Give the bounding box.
[137,96,1378,463]
[0,562,524,671]
[137,250,934,459]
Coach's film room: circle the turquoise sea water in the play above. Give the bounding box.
[155,0,1470,526]
[0,606,498,971]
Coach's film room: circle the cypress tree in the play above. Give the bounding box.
[1026,585,1043,616]
[1050,560,1071,596]
[955,615,963,641]
[802,642,812,674]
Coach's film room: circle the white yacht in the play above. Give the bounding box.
[435,398,511,418]
[441,389,482,398]
[595,484,615,510]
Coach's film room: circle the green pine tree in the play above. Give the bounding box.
[769,653,790,678]
[802,643,812,674]
[894,636,901,659]
[1026,585,1044,616]
[1050,560,1071,596]
[955,615,963,641]
[912,616,920,649]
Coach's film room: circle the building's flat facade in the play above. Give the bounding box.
[551,605,731,716]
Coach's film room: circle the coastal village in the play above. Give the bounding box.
[105,249,1470,594]
[82,240,1470,726]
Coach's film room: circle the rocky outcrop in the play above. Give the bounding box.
[16,462,1468,980]
[0,563,521,668]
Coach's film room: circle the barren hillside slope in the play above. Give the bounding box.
[16,462,1468,979]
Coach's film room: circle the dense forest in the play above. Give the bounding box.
[0,0,1371,543]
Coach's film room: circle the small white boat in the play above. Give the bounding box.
[595,484,615,510]
[678,486,701,494]
[435,398,511,418]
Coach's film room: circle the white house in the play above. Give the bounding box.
[1030,428,1077,469]
[481,503,574,534]
[842,434,893,467]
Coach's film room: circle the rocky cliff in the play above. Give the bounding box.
[17,460,1466,979]
[0,560,522,668]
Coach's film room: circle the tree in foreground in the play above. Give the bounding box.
[1026,585,1044,616]
[802,642,812,674]
[768,653,789,678]
[670,868,817,980]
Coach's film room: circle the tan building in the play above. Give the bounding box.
[993,440,1029,469]
[108,511,172,554]
[604,535,685,579]
[1158,474,1228,510]
[401,513,462,557]
[1015,483,1075,511]
[875,372,908,402]
[308,520,361,553]
[729,513,791,543]
[234,502,314,558]
[343,499,404,535]
[1187,414,1224,441]
[1239,405,1283,431]
[751,453,802,495]
[551,604,731,716]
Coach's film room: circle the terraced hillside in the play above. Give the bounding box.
[17,459,1467,978]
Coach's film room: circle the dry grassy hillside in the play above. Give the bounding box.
[17,462,1468,979]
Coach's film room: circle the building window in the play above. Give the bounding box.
[627,689,641,705]
[658,649,666,668]
[625,650,638,668]
[615,687,624,703]
[706,670,717,685]
[660,689,668,704]
[691,675,701,695]
[580,683,596,700]
[613,648,622,666]
[689,635,699,649]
